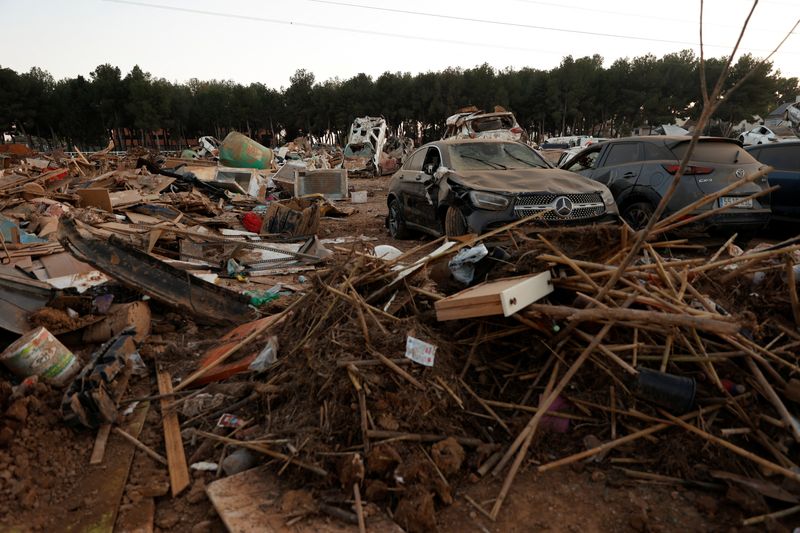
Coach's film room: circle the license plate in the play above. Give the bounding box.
[720,196,752,209]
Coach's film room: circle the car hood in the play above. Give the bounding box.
[448,168,605,194]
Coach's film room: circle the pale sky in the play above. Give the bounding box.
[2,0,799,88]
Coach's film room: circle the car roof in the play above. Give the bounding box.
[602,135,733,143]
[745,140,800,151]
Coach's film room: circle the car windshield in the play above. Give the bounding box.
[449,142,548,170]
[469,115,515,133]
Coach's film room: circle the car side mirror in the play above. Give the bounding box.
[424,163,435,175]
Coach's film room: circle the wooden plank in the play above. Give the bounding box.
[89,425,112,465]
[207,465,403,533]
[157,369,190,497]
[90,365,133,465]
[435,272,553,321]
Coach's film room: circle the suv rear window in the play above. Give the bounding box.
[671,141,757,165]
[758,145,800,171]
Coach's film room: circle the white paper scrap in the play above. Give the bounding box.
[405,336,436,367]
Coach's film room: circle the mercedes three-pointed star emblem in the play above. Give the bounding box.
[553,196,573,217]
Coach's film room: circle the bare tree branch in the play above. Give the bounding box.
[699,0,709,104]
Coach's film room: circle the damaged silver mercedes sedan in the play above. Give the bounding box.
[386,139,618,238]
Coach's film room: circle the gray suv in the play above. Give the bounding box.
[561,136,771,232]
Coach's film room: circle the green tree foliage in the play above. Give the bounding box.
[0,50,797,150]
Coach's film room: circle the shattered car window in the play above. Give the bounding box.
[566,150,600,172]
[449,143,548,171]
[469,115,515,133]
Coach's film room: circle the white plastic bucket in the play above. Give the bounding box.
[0,327,79,386]
[351,190,368,203]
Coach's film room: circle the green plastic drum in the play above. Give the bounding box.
[219,132,273,169]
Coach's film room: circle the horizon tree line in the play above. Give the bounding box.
[0,50,797,151]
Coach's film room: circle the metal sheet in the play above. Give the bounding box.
[58,217,254,325]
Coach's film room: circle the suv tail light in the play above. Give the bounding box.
[510,127,523,134]
[662,164,714,175]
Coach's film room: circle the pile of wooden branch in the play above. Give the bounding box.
[182,211,800,529]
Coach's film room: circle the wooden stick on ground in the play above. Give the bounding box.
[353,483,366,533]
[460,378,511,434]
[113,427,167,465]
[538,403,725,472]
[743,504,800,526]
[157,369,190,496]
[192,430,328,476]
[661,411,800,483]
[746,357,800,444]
[366,347,424,390]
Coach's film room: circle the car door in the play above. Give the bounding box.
[760,145,800,216]
[590,142,643,199]
[397,148,427,226]
[415,147,444,228]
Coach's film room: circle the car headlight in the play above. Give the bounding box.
[469,190,509,210]
[599,189,618,213]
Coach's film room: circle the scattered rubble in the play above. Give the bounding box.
[1,129,800,532]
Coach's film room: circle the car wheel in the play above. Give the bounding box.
[387,198,411,239]
[444,206,469,237]
[622,201,655,230]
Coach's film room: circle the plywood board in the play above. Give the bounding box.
[40,251,94,279]
[76,188,112,212]
[435,272,553,320]
[206,465,403,533]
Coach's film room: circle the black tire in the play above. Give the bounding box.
[622,201,655,230]
[444,206,469,237]
[388,198,412,239]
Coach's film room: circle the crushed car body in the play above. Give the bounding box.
[738,125,798,146]
[341,116,387,177]
[443,106,526,142]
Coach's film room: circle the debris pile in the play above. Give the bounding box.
[1,134,800,531]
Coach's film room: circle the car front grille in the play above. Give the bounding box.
[514,192,606,221]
